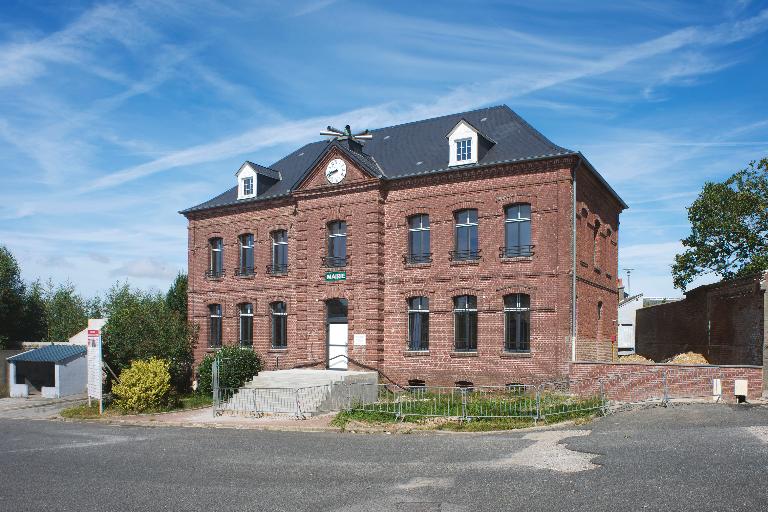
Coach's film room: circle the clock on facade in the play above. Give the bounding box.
[325,158,347,184]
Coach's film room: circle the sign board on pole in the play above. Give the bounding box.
[86,328,102,411]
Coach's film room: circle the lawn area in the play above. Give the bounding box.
[60,393,213,419]
[332,390,603,432]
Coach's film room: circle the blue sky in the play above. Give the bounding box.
[1,0,767,299]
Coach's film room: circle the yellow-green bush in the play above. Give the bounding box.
[112,358,172,412]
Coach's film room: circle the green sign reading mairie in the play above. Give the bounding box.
[325,271,346,282]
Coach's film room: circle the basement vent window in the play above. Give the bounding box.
[407,379,426,390]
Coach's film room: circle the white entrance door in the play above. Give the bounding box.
[328,323,349,370]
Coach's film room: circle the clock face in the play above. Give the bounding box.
[325,158,347,184]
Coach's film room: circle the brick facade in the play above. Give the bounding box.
[185,141,624,387]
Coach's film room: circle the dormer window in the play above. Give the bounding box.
[243,176,253,196]
[456,138,472,162]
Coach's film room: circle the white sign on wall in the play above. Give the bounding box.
[87,328,102,402]
[353,333,366,346]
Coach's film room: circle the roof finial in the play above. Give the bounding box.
[320,124,373,142]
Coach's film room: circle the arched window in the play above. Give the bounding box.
[270,230,288,274]
[237,234,254,276]
[454,295,478,351]
[207,238,224,278]
[504,294,530,352]
[407,214,431,263]
[325,221,347,267]
[239,303,253,346]
[407,297,429,351]
[453,209,479,261]
[593,220,601,268]
[208,304,222,347]
[504,204,532,257]
[597,301,603,320]
[271,301,287,348]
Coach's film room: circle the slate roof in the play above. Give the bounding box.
[181,105,626,214]
[7,344,86,363]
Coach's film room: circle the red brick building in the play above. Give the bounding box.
[181,105,627,386]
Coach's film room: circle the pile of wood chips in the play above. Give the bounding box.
[618,354,654,363]
[667,351,709,364]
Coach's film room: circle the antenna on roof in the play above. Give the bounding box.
[320,124,373,141]
[623,268,634,295]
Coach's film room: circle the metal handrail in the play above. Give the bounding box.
[267,264,289,275]
[449,249,481,261]
[234,266,255,276]
[205,269,225,278]
[321,255,349,268]
[403,253,433,264]
[499,245,535,258]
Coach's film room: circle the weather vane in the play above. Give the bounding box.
[320,124,373,142]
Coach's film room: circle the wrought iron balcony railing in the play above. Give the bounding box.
[321,255,349,268]
[267,264,289,275]
[449,249,482,262]
[205,269,225,279]
[234,266,255,277]
[403,253,433,264]
[499,245,535,258]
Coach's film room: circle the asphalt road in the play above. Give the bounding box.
[1,404,767,511]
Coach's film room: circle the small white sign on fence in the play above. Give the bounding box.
[86,328,103,412]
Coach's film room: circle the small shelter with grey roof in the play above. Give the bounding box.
[7,345,87,398]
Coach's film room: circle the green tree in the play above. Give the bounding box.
[40,280,88,342]
[165,273,187,319]
[102,283,195,393]
[196,346,262,395]
[0,246,25,347]
[672,157,768,290]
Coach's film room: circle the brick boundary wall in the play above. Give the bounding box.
[569,361,763,401]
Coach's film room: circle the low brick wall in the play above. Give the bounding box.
[569,361,763,401]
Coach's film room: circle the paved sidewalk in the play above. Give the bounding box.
[0,395,87,419]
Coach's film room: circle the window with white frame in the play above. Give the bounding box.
[407,214,431,263]
[208,238,224,278]
[454,295,478,351]
[270,230,288,274]
[504,204,532,257]
[504,294,530,352]
[271,301,287,348]
[238,234,254,275]
[208,304,222,347]
[243,176,254,196]
[456,138,472,162]
[407,297,429,351]
[239,303,253,346]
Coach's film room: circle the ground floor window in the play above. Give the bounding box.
[208,304,222,347]
[239,303,253,346]
[504,294,530,352]
[271,301,287,348]
[407,296,429,350]
[454,295,477,351]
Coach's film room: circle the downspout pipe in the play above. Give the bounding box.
[571,166,578,362]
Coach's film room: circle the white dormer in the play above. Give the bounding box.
[446,119,495,167]
[236,163,257,200]
[235,161,281,200]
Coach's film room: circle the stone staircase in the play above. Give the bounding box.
[218,369,378,417]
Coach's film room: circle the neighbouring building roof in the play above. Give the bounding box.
[181,105,627,214]
[7,344,86,364]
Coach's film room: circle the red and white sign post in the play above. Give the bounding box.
[87,328,103,414]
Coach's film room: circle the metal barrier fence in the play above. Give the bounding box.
[211,364,727,420]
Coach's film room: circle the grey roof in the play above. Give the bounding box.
[181,105,626,214]
[8,345,86,363]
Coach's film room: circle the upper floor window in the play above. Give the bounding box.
[407,297,429,351]
[456,138,472,162]
[325,221,347,267]
[504,294,530,352]
[504,204,532,257]
[238,234,254,276]
[407,214,431,264]
[207,238,224,278]
[452,209,480,261]
[597,301,603,321]
[270,230,288,274]
[243,176,254,196]
[239,303,253,346]
[271,301,287,348]
[593,220,601,268]
[454,295,477,351]
[208,304,222,347]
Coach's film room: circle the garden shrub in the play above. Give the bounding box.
[197,346,262,395]
[112,358,172,412]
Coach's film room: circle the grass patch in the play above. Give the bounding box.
[60,393,213,419]
[60,403,104,419]
[175,393,213,410]
[0,384,8,399]
[333,391,603,432]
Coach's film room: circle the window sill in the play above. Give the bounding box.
[500,256,533,264]
[450,351,478,358]
[267,272,290,278]
[403,350,430,357]
[449,260,480,267]
[235,274,256,280]
[500,351,532,359]
[204,276,225,282]
[268,347,288,353]
[404,262,432,269]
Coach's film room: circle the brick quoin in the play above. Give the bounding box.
[183,116,626,387]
